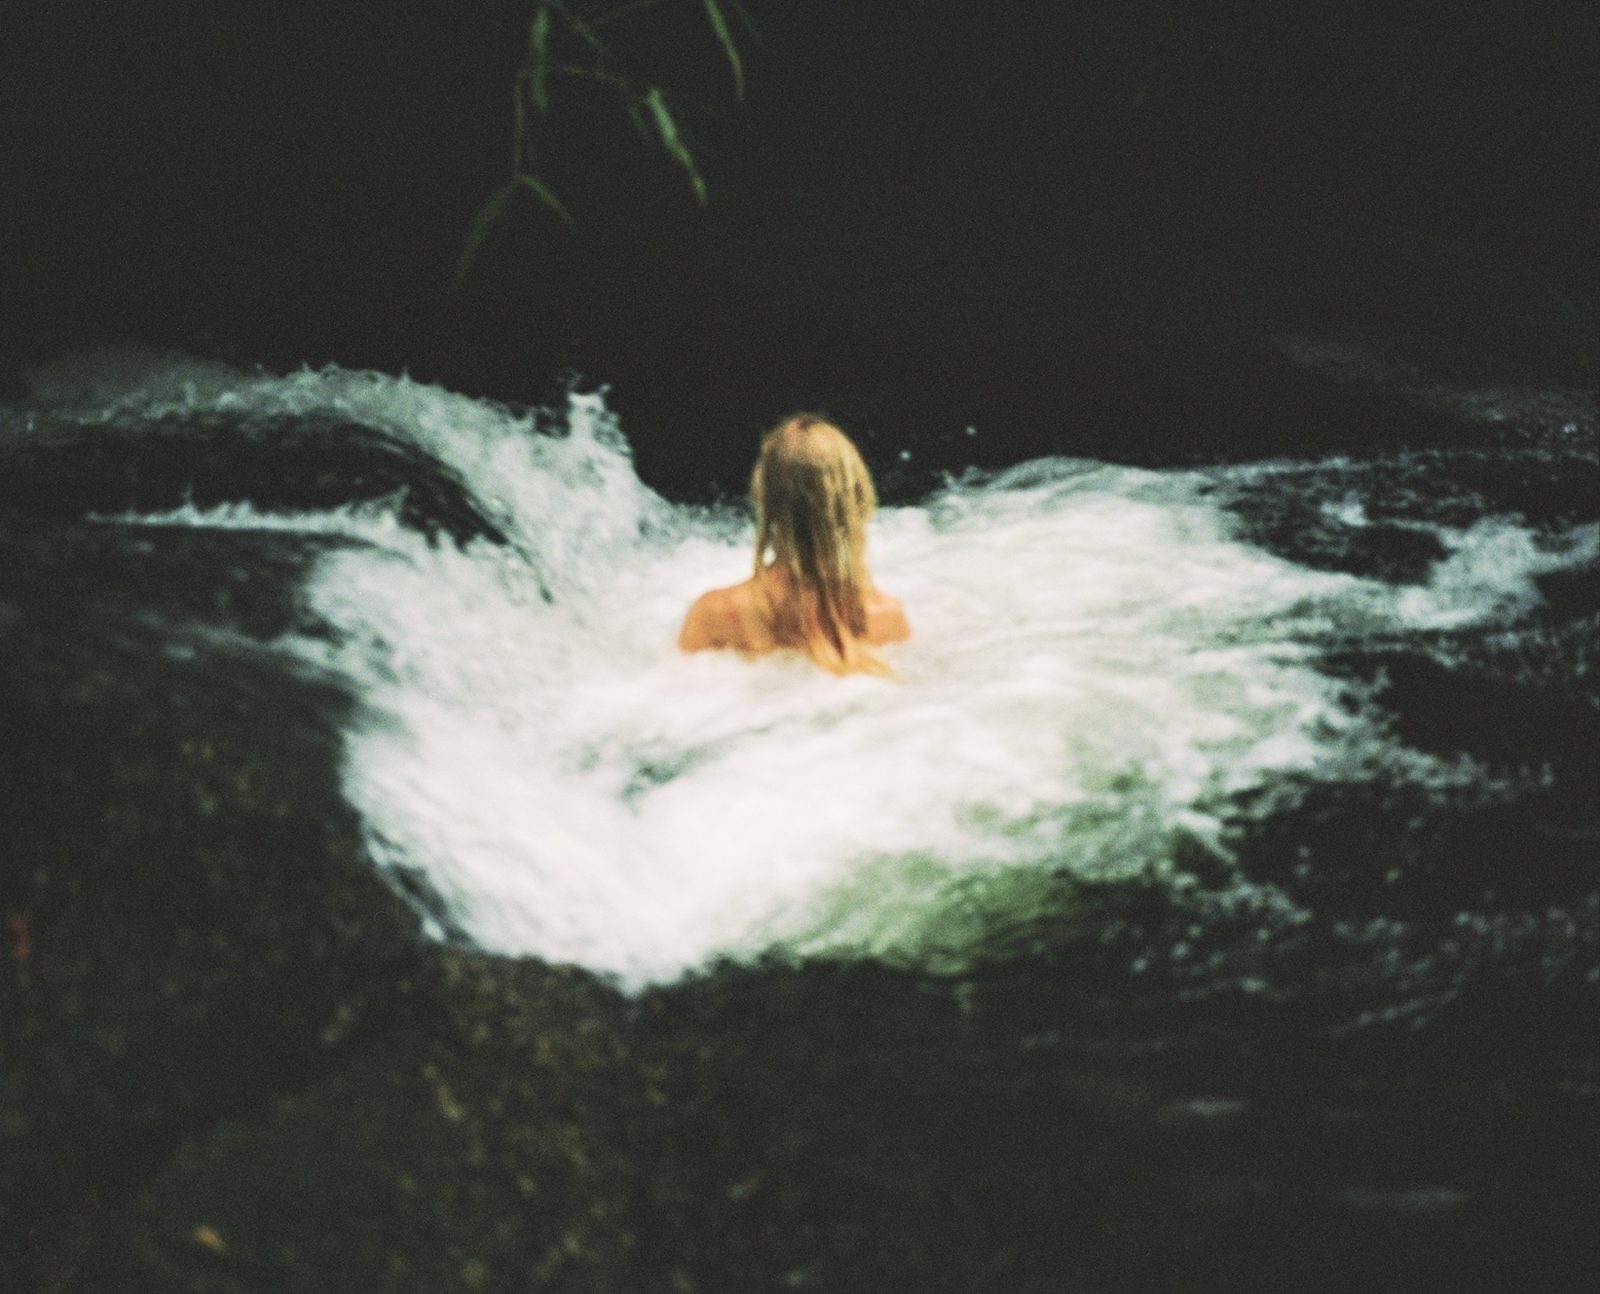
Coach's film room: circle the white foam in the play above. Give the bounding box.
[1395,518,1598,630]
[289,396,1369,988]
[35,357,1588,988]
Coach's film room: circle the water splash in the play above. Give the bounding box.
[28,354,1591,989]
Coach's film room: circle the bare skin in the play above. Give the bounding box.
[679,565,910,657]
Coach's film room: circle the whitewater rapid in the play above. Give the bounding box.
[33,356,1594,988]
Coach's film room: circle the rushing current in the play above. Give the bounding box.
[11,350,1597,992]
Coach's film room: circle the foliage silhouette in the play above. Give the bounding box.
[455,0,754,287]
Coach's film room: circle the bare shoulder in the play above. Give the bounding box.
[867,589,911,644]
[679,582,753,652]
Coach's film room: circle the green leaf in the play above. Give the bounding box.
[454,172,573,289]
[624,98,652,144]
[702,0,744,101]
[527,7,551,114]
[644,86,708,204]
[515,173,573,226]
[453,180,518,289]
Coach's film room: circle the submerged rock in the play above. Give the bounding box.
[0,512,421,1287]
[0,411,507,547]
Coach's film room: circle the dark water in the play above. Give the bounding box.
[1,351,1596,1291]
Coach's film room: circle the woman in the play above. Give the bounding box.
[679,414,910,676]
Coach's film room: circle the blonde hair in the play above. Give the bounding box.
[751,414,890,676]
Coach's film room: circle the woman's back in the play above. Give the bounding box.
[679,565,910,660]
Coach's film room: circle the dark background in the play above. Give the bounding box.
[4,0,1596,493]
[4,8,1599,1289]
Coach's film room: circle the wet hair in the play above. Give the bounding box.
[750,414,889,675]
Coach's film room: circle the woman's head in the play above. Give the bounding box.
[752,414,876,587]
[750,414,885,672]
